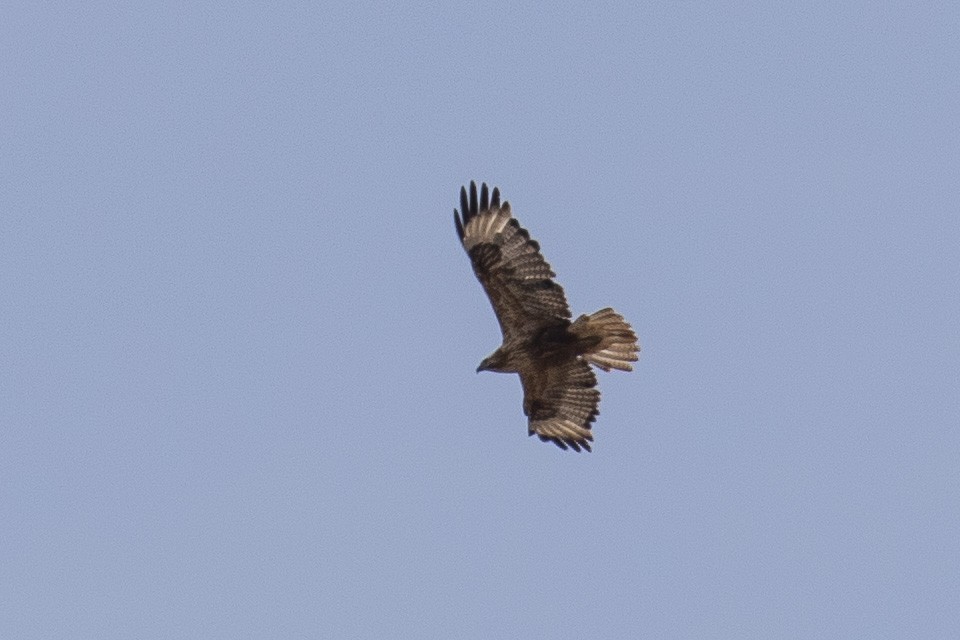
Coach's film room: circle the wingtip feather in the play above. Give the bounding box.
[460,186,469,224]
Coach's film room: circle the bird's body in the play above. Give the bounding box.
[477,322,580,373]
[454,181,639,451]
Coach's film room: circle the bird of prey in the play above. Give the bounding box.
[454,181,639,451]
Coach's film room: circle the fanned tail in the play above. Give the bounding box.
[570,308,640,372]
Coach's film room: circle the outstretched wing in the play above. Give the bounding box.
[454,181,571,341]
[520,359,600,452]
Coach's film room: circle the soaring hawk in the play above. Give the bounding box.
[455,181,639,451]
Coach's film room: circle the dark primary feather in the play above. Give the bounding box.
[454,181,501,241]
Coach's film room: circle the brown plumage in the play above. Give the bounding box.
[454,181,639,451]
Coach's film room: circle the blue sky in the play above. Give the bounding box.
[3,3,958,638]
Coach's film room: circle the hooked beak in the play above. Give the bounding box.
[476,359,489,373]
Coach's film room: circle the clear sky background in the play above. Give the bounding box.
[3,3,958,638]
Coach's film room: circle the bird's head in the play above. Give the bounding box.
[477,349,509,373]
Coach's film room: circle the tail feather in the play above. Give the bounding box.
[571,308,640,372]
